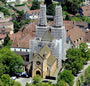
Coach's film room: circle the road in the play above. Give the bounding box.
[73,61,90,86]
[15,77,33,86]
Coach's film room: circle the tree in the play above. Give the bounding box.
[47,4,56,16]
[31,0,40,10]
[18,10,24,18]
[0,47,24,76]
[65,48,84,75]
[13,81,22,86]
[33,75,42,84]
[84,66,90,85]
[79,43,90,62]
[26,83,34,86]
[0,63,5,77]
[0,74,21,86]
[61,0,81,14]
[3,34,10,46]
[65,43,90,75]
[1,74,11,86]
[57,80,67,86]
[13,20,20,33]
[58,70,74,86]
[44,0,52,7]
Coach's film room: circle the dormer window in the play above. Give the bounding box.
[80,38,82,40]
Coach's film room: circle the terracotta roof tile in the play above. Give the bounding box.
[11,23,36,48]
[0,34,6,39]
[68,26,85,46]
[85,30,90,43]
[27,10,40,15]
[81,5,90,16]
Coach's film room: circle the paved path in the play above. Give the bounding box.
[15,77,32,86]
[73,61,90,86]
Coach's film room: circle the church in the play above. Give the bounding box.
[25,4,66,78]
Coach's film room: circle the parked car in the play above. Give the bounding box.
[21,72,29,78]
[10,76,16,80]
[15,72,22,77]
[42,80,49,83]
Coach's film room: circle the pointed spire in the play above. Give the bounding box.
[54,5,63,27]
[38,4,47,26]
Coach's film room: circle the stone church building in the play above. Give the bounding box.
[24,4,66,78]
[31,45,58,78]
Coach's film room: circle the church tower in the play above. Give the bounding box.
[51,5,66,61]
[36,4,49,38]
[54,5,63,27]
[38,5,47,26]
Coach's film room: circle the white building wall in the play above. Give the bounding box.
[11,48,29,52]
[87,42,90,48]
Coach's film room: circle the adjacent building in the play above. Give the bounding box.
[85,30,90,48]
[84,0,90,5]
[0,12,4,18]
[80,5,90,17]
[25,10,40,19]
[6,0,27,4]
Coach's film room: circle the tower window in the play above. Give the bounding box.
[36,61,41,65]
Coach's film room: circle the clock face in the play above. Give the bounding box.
[36,61,41,65]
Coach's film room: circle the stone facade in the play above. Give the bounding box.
[30,45,58,78]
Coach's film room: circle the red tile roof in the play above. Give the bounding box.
[85,30,90,43]
[11,23,36,48]
[81,5,90,16]
[68,26,85,46]
[0,34,6,39]
[27,4,32,7]
[27,10,40,15]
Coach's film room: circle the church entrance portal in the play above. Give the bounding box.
[36,70,41,75]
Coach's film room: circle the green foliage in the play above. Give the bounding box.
[0,6,10,16]
[47,4,56,16]
[33,75,42,84]
[15,3,25,7]
[18,10,24,17]
[0,74,21,86]
[0,47,24,76]
[70,15,90,23]
[65,43,90,75]
[13,19,30,33]
[13,81,22,86]
[31,0,40,10]
[65,48,83,75]
[1,74,11,85]
[0,63,5,77]
[13,20,20,32]
[61,0,82,14]
[44,0,52,7]
[79,43,90,62]
[57,80,67,86]
[84,66,90,85]
[26,83,31,86]
[3,34,10,46]
[58,70,74,86]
